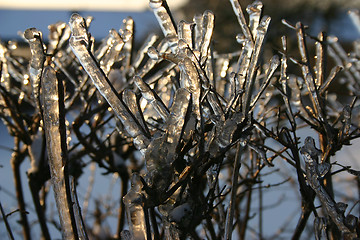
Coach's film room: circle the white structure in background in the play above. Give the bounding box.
[0,0,188,11]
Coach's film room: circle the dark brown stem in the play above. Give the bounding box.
[0,201,15,240]
[149,207,160,240]
[11,137,31,240]
[29,181,51,240]
[239,186,252,240]
[116,173,128,238]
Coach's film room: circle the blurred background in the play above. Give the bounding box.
[1,0,360,48]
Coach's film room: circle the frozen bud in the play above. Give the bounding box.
[345,214,358,230]
[316,162,330,178]
[69,13,88,39]
[120,230,132,240]
[178,39,188,50]
[257,15,271,34]
[149,0,162,9]
[120,29,132,42]
[236,34,246,44]
[147,47,160,60]
[300,137,322,162]
[24,28,42,40]
[336,202,348,214]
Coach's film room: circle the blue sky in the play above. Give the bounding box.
[0,10,159,42]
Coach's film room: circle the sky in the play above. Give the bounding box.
[0,0,188,41]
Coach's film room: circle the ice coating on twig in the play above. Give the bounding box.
[229,0,254,43]
[246,1,263,39]
[95,30,117,60]
[41,66,79,240]
[120,17,134,69]
[99,29,125,75]
[1,0,358,238]
[122,89,149,134]
[178,20,193,47]
[24,28,45,109]
[0,42,11,92]
[132,33,158,69]
[249,55,279,112]
[123,174,147,240]
[149,0,177,53]
[300,137,356,238]
[349,10,360,33]
[178,57,201,120]
[134,75,170,121]
[69,13,150,152]
[47,21,66,55]
[199,11,214,65]
[243,15,271,116]
[145,88,190,191]
[315,32,325,87]
[224,143,243,240]
[319,65,342,95]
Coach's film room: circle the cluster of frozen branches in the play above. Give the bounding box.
[1,0,360,239]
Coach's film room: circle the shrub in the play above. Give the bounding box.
[1,0,360,239]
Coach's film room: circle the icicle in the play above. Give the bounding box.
[122,89,150,135]
[300,137,322,162]
[296,22,314,80]
[249,55,279,112]
[24,28,45,109]
[304,73,324,121]
[41,66,78,240]
[99,29,125,75]
[207,90,225,118]
[217,112,244,149]
[229,0,254,43]
[27,130,44,176]
[149,0,177,53]
[296,23,324,121]
[69,13,150,152]
[138,38,170,77]
[178,20,193,48]
[95,30,117,60]
[132,33,158,69]
[200,10,214,65]
[246,1,263,39]
[134,75,170,121]
[47,21,66,55]
[123,174,147,240]
[319,65,342,95]
[315,32,326,87]
[58,24,71,50]
[328,35,360,82]
[164,88,191,144]
[243,16,271,116]
[178,58,201,120]
[0,42,11,92]
[120,17,134,69]
[338,105,352,141]
[349,9,360,33]
[235,39,253,88]
[193,13,203,51]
